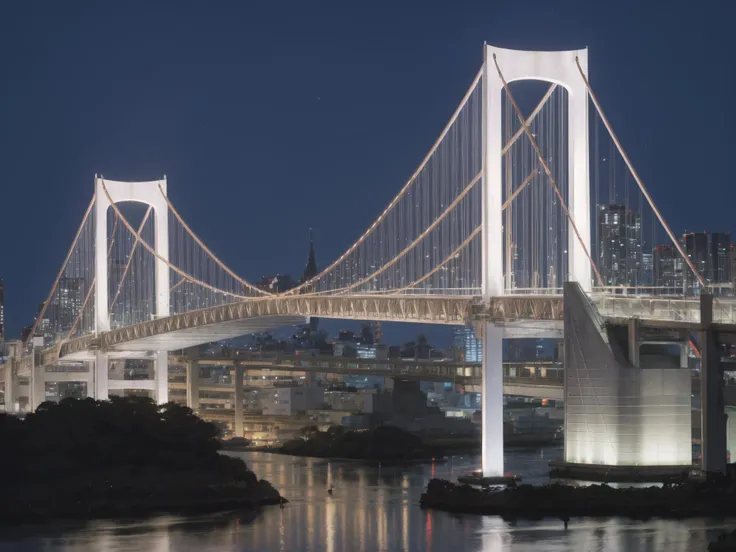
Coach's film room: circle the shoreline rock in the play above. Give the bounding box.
[258,447,444,465]
[420,478,736,520]
[278,425,440,463]
[0,478,284,525]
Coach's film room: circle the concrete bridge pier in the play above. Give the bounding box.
[30,366,46,410]
[561,282,692,474]
[700,295,728,475]
[477,322,504,477]
[233,364,245,437]
[185,359,200,412]
[3,361,17,413]
[155,351,169,405]
[94,351,109,401]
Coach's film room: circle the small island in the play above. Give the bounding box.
[420,477,736,520]
[278,425,441,463]
[0,397,283,523]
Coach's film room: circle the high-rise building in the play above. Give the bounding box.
[453,327,481,362]
[653,246,684,292]
[55,277,86,333]
[0,278,4,344]
[710,232,731,285]
[598,204,642,287]
[641,253,653,287]
[680,232,731,293]
[682,232,708,294]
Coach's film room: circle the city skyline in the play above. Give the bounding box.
[1,1,734,339]
[2,4,736,549]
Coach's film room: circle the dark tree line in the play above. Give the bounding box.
[0,396,254,484]
[281,424,432,461]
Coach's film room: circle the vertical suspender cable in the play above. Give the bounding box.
[492,54,605,288]
[574,57,706,290]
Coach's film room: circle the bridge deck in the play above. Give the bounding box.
[27,293,736,365]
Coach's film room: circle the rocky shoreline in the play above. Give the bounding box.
[278,425,439,463]
[420,478,736,520]
[0,471,284,525]
[259,447,444,465]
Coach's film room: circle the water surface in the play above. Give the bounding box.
[1,447,734,551]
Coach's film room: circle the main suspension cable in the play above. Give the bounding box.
[65,212,124,341]
[501,84,558,156]
[100,179,248,300]
[574,56,706,291]
[286,68,484,296]
[492,54,605,288]
[24,196,96,349]
[399,226,482,292]
[335,171,482,294]
[157,183,270,297]
[109,206,153,313]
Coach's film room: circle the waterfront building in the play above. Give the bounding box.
[453,327,481,362]
[597,204,642,287]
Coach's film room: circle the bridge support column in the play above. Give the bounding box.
[234,363,244,438]
[681,342,690,369]
[3,362,16,413]
[186,360,200,412]
[155,351,168,405]
[94,351,108,401]
[480,323,504,476]
[700,294,727,475]
[30,366,45,411]
[563,282,692,469]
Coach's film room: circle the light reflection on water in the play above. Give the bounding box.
[0,446,734,551]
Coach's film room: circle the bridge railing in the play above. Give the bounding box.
[590,294,736,325]
[181,351,564,383]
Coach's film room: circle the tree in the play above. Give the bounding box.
[298,425,320,441]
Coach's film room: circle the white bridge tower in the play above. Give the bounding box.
[93,176,170,403]
[480,45,591,476]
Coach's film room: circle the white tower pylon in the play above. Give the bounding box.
[93,176,170,403]
[480,44,591,477]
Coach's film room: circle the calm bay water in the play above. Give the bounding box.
[1,446,735,551]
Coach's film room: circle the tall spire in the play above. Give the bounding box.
[302,228,317,283]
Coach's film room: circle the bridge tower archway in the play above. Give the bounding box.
[482,45,591,297]
[93,176,169,403]
[480,46,591,477]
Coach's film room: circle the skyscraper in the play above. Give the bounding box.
[682,232,708,293]
[56,277,86,333]
[0,278,4,344]
[598,204,642,287]
[453,327,481,362]
[641,252,653,287]
[681,232,732,294]
[710,232,731,285]
[653,246,684,292]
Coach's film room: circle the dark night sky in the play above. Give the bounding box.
[1,0,734,343]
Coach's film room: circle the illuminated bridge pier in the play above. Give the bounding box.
[561,282,736,477]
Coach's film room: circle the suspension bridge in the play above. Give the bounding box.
[6,45,735,477]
